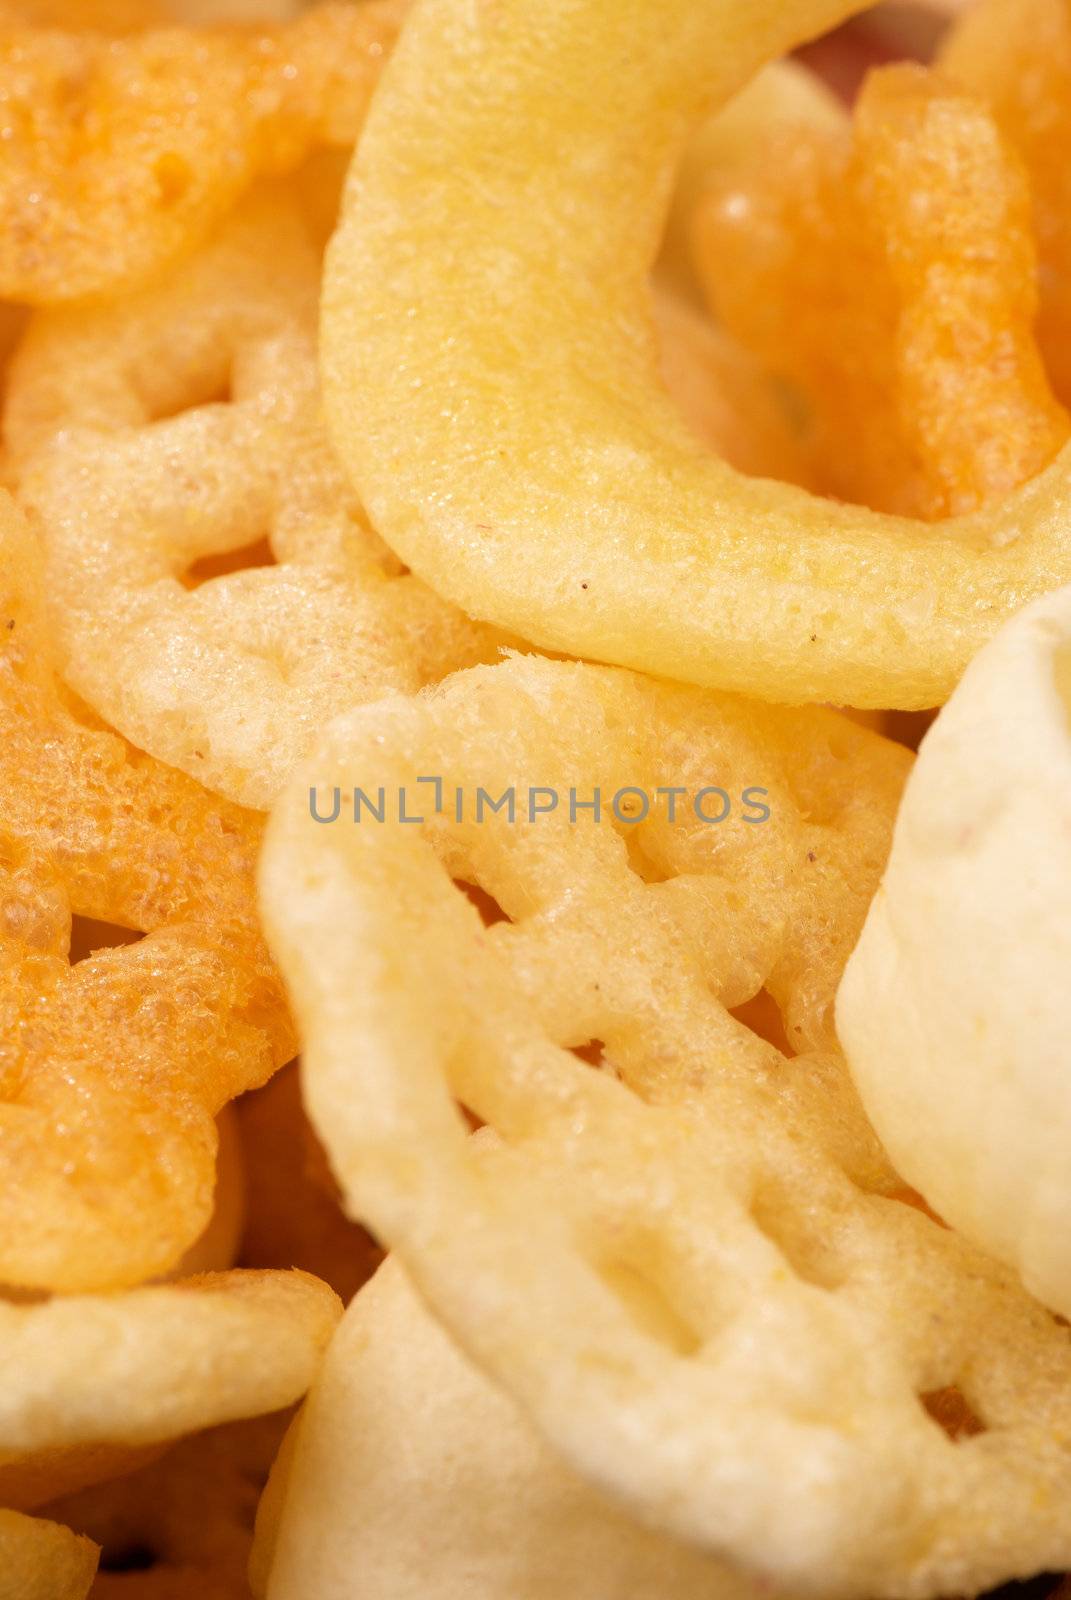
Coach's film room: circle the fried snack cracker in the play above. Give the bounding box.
[0,1508,96,1600]
[653,293,814,490]
[12,187,501,811]
[237,1063,382,1305]
[256,1258,769,1600]
[838,582,1071,1320]
[0,1270,339,1513]
[264,653,1071,1594]
[0,0,403,305]
[659,60,844,306]
[324,0,1071,711]
[693,63,1067,519]
[47,1410,291,1598]
[0,491,291,1292]
[941,0,1071,403]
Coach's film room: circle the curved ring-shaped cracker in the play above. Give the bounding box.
[323,0,1071,710]
[0,1269,340,1513]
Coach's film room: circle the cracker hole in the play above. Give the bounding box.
[182,536,276,590]
[456,880,510,928]
[68,916,145,966]
[624,830,675,886]
[568,1039,624,1083]
[979,1575,1069,1600]
[729,989,794,1058]
[142,366,233,425]
[598,1257,703,1358]
[458,1101,485,1134]
[99,1543,157,1574]
[886,1182,949,1229]
[885,708,938,752]
[921,1385,986,1442]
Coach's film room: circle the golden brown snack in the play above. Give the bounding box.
[12,187,502,810]
[942,0,1071,403]
[323,0,1071,712]
[0,491,290,1292]
[0,0,404,304]
[653,293,815,489]
[263,652,1071,1594]
[0,1270,339,1513]
[694,62,1067,518]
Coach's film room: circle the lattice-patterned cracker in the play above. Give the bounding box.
[11,186,501,810]
[0,1,405,303]
[0,489,290,1292]
[263,653,1071,1596]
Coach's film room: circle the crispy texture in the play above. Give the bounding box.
[12,188,502,810]
[259,652,1056,1599]
[323,0,1071,711]
[47,1411,291,1599]
[237,1063,382,1305]
[0,492,291,1292]
[263,653,1071,1594]
[0,1508,97,1600]
[942,0,1071,403]
[839,582,1071,1320]
[693,63,1067,519]
[256,1258,767,1600]
[0,1270,339,1512]
[0,0,404,304]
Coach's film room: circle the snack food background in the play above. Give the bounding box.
[4,1,1071,1597]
